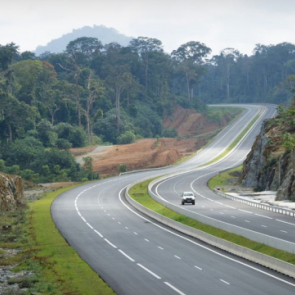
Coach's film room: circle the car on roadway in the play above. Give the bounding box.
[181,191,195,205]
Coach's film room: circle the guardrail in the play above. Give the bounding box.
[215,190,295,218]
[148,177,295,254]
[125,183,295,279]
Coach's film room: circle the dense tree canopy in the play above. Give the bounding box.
[1,36,295,182]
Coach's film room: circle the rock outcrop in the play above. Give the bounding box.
[0,172,25,211]
[239,111,295,201]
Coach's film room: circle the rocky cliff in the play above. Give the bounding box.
[0,172,25,211]
[240,107,295,201]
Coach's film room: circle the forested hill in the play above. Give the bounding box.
[0,36,295,183]
[35,25,133,55]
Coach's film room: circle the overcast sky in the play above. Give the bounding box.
[1,0,295,55]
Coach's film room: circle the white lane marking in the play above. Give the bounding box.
[202,206,205,208]
[118,249,135,262]
[164,282,186,295]
[215,202,223,205]
[81,217,86,222]
[107,214,110,216]
[94,230,103,238]
[220,212,224,215]
[158,246,164,250]
[224,205,236,209]
[210,209,214,211]
[231,216,236,218]
[137,263,161,279]
[145,238,149,242]
[174,255,181,259]
[276,219,295,226]
[220,279,230,285]
[125,227,129,230]
[194,265,202,270]
[255,214,272,220]
[119,187,295,288]
[238,209,252,214]
[261,225,267,228]
[134,232,138,235]
[280,230,288,234]
[104,238,117,249]
[112,217,115,220]
[86,222,93,229]
[245,220,250,223]
[118,222,121,224]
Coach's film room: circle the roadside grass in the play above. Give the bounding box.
[129,179,295,265]
[22,185,116,295]
[1,185,115,295]
[208,165,242,190]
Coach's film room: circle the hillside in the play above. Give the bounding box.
[35,25,133,55]
[70,106,239,177]
[240,104,295,201]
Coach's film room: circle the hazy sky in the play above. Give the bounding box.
[1,0,295,55]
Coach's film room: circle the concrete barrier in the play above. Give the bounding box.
[125,184,295,279]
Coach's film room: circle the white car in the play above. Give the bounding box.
[181,192,195,205]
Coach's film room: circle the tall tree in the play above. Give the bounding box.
[129,37,163,94]
[172,41,211,101]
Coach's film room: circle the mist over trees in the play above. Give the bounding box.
[1,36,295,182]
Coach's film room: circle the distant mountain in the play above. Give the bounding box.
[35,25,133,55]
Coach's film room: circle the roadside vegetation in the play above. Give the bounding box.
[208,165,242,190]
[0,186,115,295]
[129,179,295,265]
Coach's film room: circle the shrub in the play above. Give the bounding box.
[117,131,135,144]
[118,163,127,173]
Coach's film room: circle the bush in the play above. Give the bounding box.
[161,128,178,138]
[118,163,127,173]
[56,138,72,149]
[117,131,135,144]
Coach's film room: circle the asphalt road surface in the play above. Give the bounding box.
[52,104,295,295]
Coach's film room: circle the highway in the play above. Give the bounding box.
[52,104,295,295]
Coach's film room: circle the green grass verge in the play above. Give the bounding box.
[21,185,115,295]
[201,114,260,166]
[129,179,295,265]
[208,165,242,190]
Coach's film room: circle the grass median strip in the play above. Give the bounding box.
[14,185,116,295]
[129,179,295,265]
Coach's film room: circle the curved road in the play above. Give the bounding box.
[52,104,295,295]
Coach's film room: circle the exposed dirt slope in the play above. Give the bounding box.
[164,105,225,137]
[90,138,202,176]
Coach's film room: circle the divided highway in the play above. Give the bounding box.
[52,104,295,295]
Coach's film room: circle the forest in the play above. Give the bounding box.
[0,37,295,182]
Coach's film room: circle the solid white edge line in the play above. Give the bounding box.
[137,263,161,279]
[119,187,295,288]
[118,249,135,262]
[164,282,186,295]
[104,238,117,249]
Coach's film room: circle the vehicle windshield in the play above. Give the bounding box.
[183,193,193,197]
